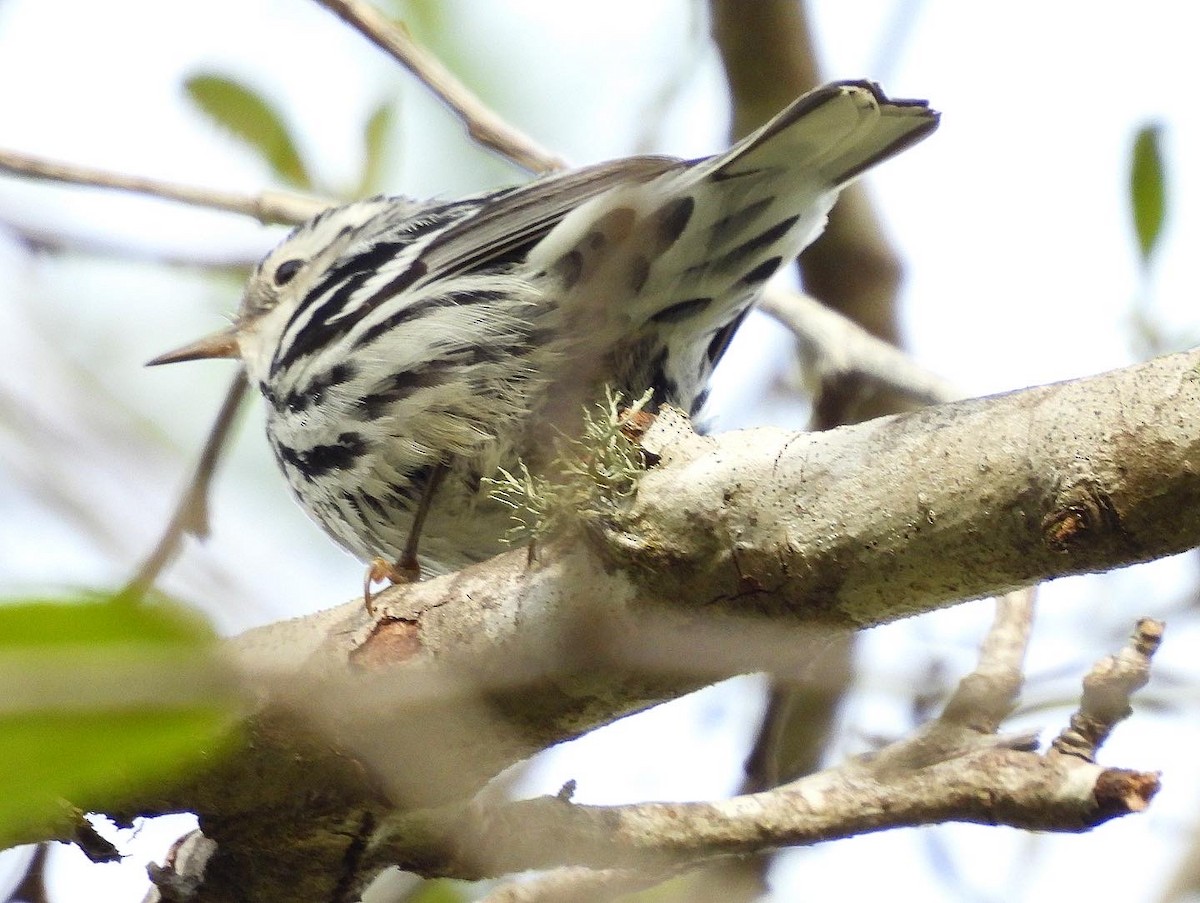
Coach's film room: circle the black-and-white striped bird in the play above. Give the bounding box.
[151,80,938,581]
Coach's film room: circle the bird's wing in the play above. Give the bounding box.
[414,155,683,281]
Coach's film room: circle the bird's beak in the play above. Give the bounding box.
[146,326,240,366]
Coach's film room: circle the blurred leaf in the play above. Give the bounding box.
[0,594,237,846]
[1129,123,1166,265]
[357,101,395,197]
[406,878,469,903]
[393,0,447,36]
[185,73,312,190]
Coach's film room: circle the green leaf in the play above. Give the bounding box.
[357,100,395,197]
[1129,123,1167,265]
[0,595,237,846]
[185,73,312,190]
[406,879,470,903]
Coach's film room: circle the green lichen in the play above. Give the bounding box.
[484,388,653,548]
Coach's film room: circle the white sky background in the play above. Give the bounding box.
[0,1,1199,901]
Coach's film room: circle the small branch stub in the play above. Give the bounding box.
[1042,483,1123,553]
[1051,618,1164,762]
[1094,769,1161,817]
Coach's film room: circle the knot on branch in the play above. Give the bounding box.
[353,617,424,668]
[1041,482,1122,552]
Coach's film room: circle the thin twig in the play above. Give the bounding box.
[0,215,262,268]
[1051,617,1165,762]
[123,371,249,595]
[865,590,1040,777]
[0,148,328,226]
[312,0,567,174]
[374,695,1161,877]
[940,588,1037,733]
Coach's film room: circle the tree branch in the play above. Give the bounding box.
[93,347,1190,901]
[1051,617,1164,765]
[760,285,957,408]
[311,0,566,174]
[940,589,1035,733]
[614,349,1200,625]
[124,371,249,596]
[350,617,1158,884]
[186,346,1199,810]
[0,149,325,225]
[384,751,1154,879]
[136,610,1157,900]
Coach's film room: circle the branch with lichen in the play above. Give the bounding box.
[485,388,653,548]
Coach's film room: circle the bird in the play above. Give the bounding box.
[149,80,938,590]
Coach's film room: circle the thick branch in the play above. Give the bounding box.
[132,590,1159,901]
[114,348,1197,845]
[217,348,1200,795]
[615,348,1200,624]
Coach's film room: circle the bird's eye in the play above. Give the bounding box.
[273,258,304,286]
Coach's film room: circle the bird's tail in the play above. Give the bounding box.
[529,81,939,422]
[708,80,939,189]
